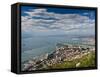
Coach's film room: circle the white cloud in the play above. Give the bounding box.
[21,8,95,36]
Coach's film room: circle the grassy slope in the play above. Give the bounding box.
[48,51,95,69]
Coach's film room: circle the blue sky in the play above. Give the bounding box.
[21,6,95,37]
[21,6,95,19]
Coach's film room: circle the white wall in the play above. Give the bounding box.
[0,0,99,77]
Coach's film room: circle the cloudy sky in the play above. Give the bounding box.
[21,6,95,38]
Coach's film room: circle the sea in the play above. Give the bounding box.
[21,35,95,63]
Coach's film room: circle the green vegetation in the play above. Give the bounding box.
[48,51,95,69]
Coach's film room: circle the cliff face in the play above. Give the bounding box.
[22,43,95,71]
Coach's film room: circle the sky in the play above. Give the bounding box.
[21,6,95,38]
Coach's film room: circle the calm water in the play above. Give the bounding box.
[21,36,92,63]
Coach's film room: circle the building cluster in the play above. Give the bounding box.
[22,43,94,71]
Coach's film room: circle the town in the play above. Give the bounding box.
[22,43,95,71]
